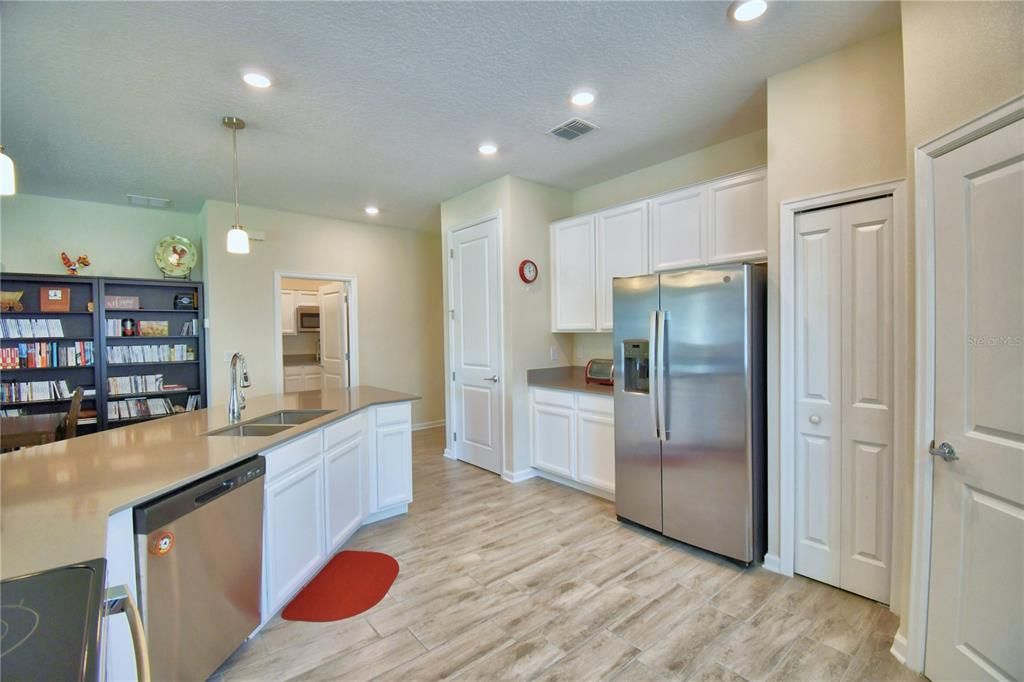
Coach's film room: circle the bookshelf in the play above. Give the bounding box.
[0,273,208,432]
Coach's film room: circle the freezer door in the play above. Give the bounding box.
[660,265,755,561]
[613,273,662,531]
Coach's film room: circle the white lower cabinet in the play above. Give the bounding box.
[324,433,364,551]
[284,364,322,393]
[263,456,325,615]
[260,402,412,621]
[530,388,614,494]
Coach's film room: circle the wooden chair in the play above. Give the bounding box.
[55,387,85,441]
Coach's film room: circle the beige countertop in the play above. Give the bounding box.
[527,366,614,396]
[0,386,418,580]
[282,354,320,367]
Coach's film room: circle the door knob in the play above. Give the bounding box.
[929,440,958,462]
[809,414,821,425]
[484,375,500,383]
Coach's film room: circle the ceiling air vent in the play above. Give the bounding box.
[127,194,171,209]
[548,118,598,141]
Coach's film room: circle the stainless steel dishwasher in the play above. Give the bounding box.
[134,456,266,681]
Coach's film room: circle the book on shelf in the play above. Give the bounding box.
[107,373,165,396]
[106,343,195,364]
[1,379,79,403]
[186,394,200,411]
[0,318,65,339]
[0,341,94,369]
[179,320,199,336]
[138,321,169,337]
[108,397,174,421]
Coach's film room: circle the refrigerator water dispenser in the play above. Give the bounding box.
[622,340,650,394]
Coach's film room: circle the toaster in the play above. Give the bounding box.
[585,358,614,386]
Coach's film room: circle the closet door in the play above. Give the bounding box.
[794,206,843,587]
[839,197,893,603]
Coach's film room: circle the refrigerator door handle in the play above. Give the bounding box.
[656,310,668,441]
[649,309,660,440]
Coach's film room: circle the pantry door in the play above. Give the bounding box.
[449,216,503,475]
[924,116,1023,681]
[319,282,348,389]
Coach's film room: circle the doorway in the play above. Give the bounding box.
[447,214,504,475]
[272,272,358,394]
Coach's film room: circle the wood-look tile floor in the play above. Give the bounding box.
[214,427,924,682]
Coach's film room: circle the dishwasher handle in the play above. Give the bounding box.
[195,479,235,505]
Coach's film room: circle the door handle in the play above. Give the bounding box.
[656,310,668,442]
[649,310,660,440]
[483,375,500,383]
[929,440,958,462]
[106,584,151,682]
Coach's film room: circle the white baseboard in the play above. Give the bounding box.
[890,630,909,665]
[442,447,456,460]
[502,468,539,483]
[762,553,784,575]
[534,469,614,501]
[412,419,445,431]
[364,504,408,524]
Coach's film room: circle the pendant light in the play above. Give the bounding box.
[0,145,16,196]
[223,116,250,254]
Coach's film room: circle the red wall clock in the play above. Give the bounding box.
[518,259,539,284]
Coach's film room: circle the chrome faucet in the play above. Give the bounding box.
[228,352,251,423]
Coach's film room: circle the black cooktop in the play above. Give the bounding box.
[1,558,106,682]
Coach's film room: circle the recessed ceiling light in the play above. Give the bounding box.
[242,72,272,88]
[731,0,767,22]
[570,90,595,106]
[478,143,498,155]
[364,206,380,216]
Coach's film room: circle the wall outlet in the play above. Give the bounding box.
[549,345,559,362]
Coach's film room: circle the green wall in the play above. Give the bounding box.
[0,194,202,279]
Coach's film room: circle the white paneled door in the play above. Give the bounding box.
[925,117,1023,681]
[450,217,502,475]
[794,196,894,603]
[319,282,348,389]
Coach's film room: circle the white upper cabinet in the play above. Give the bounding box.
[706,169,767,264]
[596,201,650,331]
[550,167,766,332]
[280,290,297,335]
[551,216,597,332]
[297,291,319,308]
[651,187,704,271]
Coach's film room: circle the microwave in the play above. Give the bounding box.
[296,306,320,332]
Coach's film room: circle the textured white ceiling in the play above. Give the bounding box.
[1,2,898,230]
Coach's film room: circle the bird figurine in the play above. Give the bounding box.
[60,252,91,275]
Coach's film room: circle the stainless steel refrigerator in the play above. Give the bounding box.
[613,263,766,564]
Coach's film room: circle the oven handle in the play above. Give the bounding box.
[106,584,151,682]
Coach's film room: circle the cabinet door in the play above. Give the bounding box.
[303,368,323,391]
[324,434,364,551]
[707,170,767,264]
[550,216,597,331]
[264,458,325,614]
[376,423,412,508]
[596,201,650,331]
[651,187,705,271]
[280,290,297,335]
[576,410,615,493]
[532,403,575,479]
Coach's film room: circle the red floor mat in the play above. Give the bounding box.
[281,550,399,622]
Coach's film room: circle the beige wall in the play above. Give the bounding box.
[571,129,767,214]
[894,0,1024,648]
[0,193,202,278]
[440,175,573,475]
[765,29,907,565]
[202,200,444,427]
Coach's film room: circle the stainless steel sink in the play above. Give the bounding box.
[206,423,295,438]
[248,409,332,426]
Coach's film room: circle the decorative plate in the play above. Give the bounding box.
[154,235,198,277]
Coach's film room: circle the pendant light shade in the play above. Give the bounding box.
[226,227,250,254]
[0,145,16,196]
[223,116,250,254]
